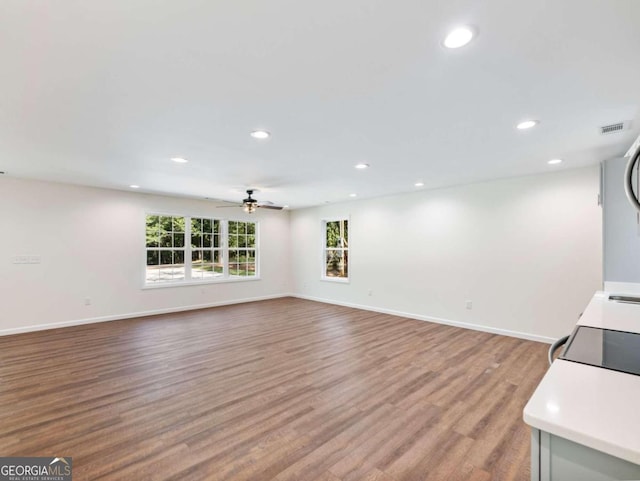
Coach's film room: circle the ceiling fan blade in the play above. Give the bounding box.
[258,205,284,210]
[215,205,242,208]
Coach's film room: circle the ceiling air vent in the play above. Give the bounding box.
[600,122,628,135]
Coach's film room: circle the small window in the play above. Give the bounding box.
[323,219,349,280]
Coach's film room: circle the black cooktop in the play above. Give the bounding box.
[560,326,640,377]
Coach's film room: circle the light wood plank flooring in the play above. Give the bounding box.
[0,298,548,481]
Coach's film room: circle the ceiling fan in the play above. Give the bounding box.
[217,189,284,214]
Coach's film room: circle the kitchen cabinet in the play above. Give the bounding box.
[531,428,640,481]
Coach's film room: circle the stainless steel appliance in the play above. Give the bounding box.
[624,135,640,213]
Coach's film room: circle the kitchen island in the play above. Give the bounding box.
[524,291,640,481]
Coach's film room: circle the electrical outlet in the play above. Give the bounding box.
[465,300,473,310]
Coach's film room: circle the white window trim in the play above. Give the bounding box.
[143,213,260,289]
[321,216,350,283]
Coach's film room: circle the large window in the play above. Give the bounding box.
[145,214,258,286]
[323,218,349,281]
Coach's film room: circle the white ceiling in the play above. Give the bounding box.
[1,0,639,208]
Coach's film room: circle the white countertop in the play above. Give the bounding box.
[577,291,640,333]
[523,290,640,465]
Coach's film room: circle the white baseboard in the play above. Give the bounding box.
[0,293,291,337]
[291,293,556,344]
[2,292,556,344]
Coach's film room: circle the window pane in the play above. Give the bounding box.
[173,233,185,248]
[191,250,203,279]
[203,234,212,248]
[214,234,220,248]
[191,218,202,234]
[146,250,159,266]
[160,216,172,232]
[343,220,349,244]
[326,221,340,248]
[229,250,239,263]
[201,265,215,279]
[203,218,212,233]
[173,217,185,233]
[146,216,160,247]
[247,255,256,276]
[160,235,172,248]
[174,250,184,265]
[213,220,220,234]
[213,249,223,276]
[146,266,159,283]
[247,222,255,235]
[191,233,202,248]
[228,221,238,235]
[161,251,173,265]
[239,222,247,235]
[325,249,348,278]
[228,235,238,248]
[247,234,256,247]
[203,250,212,263]
[238,235,247,248]
[172,266,185,281]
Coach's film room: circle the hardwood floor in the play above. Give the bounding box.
[0,298,548,481]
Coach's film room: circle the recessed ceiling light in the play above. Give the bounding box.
[171,157,188,163]
[516,120,539,130]
[415,181,424,187]
[250,130,271,140]
[129,184,140,189]
[443,26,475,49]
[355,163,370,169]
[349,193,357,198]
[548,159,563,165]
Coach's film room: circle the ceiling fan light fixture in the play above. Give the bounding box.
[355,163,369,169]
[171,157,188,163]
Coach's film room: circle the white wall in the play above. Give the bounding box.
[290,166,603,342]
[603,157,640,285]
[2,167,603,341]
[0,177,291,334]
